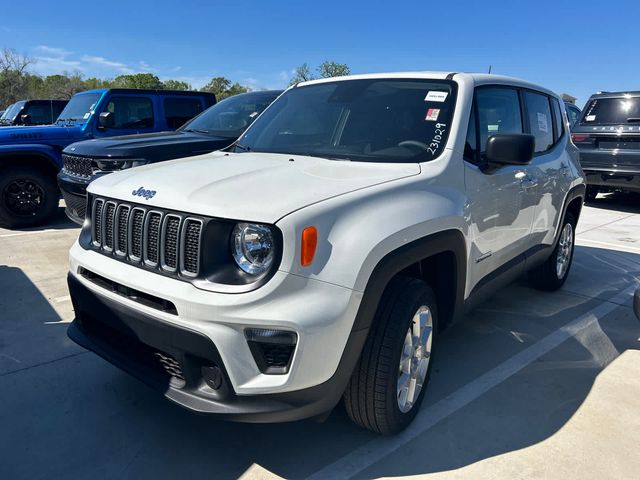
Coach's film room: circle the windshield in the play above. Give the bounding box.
[581,96,640,125]
[0,102,25,124]
[235,79,457,163]
[181,91,280,138]
[57,93,102,123]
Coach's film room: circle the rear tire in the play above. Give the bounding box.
[528,212,576,291]
[0,165,59,229]
[344,276,438,434]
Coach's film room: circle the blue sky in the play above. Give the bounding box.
[2,0,638,106]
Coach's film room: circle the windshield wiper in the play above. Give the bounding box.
[183,128,210,134]
[234,143,251,152]
[627,118,640,123]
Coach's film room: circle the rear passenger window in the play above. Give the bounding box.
[523,91,554,153]
[164,98,204,129]
[104,96,154,129]
[551,98,564,141]
[25,103,54,124]
[475,88,523,154]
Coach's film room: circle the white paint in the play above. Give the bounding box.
[307,285,636,480]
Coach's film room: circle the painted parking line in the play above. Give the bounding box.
[307,285,637,480]
[0,228,77,238]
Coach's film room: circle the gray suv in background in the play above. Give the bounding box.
[571,91,640,200]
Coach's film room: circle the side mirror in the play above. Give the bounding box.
[485,134,535,166]
[98,111,114,129]
[19,114,32,125]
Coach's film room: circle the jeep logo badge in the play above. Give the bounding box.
[132,187,157,200]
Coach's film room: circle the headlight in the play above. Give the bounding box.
[231,222,275,275]
[95,158,148,172]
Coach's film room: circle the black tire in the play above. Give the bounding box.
[344,276,438,434]
[528,212,576,291]
[585,186,598,201]
[0,165,59,229]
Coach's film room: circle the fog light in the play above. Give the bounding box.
[245,328,297,375]
[202,365,223,390]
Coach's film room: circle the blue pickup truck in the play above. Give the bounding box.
[0,88,215,228]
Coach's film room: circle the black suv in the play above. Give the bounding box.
[571,91,640,199]
[0,99,68,126]
[58,90,282,223]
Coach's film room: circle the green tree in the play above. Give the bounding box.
[162,79,191,91]
[0,48,32,106]
[200,76,249,100]
[317,61,350,79]
[41,72,86,99]
[289,63,314,85]
[112,73,164,89]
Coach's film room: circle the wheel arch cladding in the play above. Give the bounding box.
[353,229,466,333]
[0,151,59,177]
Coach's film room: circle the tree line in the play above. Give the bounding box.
[0,48,351,108]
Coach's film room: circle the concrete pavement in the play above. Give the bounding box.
[0,194,639,479]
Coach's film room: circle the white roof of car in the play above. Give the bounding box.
[297,71,559,98]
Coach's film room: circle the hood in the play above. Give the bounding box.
[89,151,420,223]
[65,130,234,162]
[0,124,79,145]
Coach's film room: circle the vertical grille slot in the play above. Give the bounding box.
[92,199,105,246]
[129,208,145,261]
[161,215,181,271]
[115,205,130,256]
[181,219,202,275]
[144,212,162,266]
[103,202,116,251]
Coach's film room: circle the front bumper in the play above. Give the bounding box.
[67,242,367,421]
[57,170,108,224]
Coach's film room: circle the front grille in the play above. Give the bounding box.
[62,154,94,178]
[61,189,88,219]
[154,352,185,380]
[90,197,203,277]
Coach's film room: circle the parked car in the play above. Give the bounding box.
[0,88,215,228]
[571,91,640,200]
[58,90,282,224]
[0,100,68,126]
[564,102,581,130]
[66,73,585,434]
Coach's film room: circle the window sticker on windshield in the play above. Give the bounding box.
[425,108,440,121]
[488,124,499,132]
[585,115,596,122]
[424,91,448,102]
[249,111,258,118]
[83,113,90,119]
[537,112,548,133]
[89,103,96,110]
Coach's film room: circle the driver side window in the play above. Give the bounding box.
[103,96,154,129]
[476,87,523,155]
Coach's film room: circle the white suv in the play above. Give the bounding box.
[67,72,585,434]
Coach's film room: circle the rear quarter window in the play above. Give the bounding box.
[523,91,554,153]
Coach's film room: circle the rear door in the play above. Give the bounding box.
[464,86,535,290]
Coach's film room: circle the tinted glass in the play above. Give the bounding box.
[524,91,554,153]
[565,104,581,128]
[164,98,203,129]
[24,102,55,124]
[464,104,477,162]
[581,97,640,125]
[104,96,154,129]
[182,92,280,138]
[476,87,522,153]
[552,98,564,140]
[236,79,457,163]
[58,93,101,123]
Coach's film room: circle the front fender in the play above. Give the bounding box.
[0,144,62,170]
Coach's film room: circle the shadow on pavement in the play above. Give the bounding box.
[585,192,640,214]
[1,246,639,479]
[1,199,79,234]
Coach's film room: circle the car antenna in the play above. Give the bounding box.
[488,65,492,74]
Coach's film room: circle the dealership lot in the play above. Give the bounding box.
[1,195,639,479]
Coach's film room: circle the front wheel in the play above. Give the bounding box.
[344,276,438,434]
[0,166,59,229]
[528,212,576,291]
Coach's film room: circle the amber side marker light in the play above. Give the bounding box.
[301,226,318,266]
